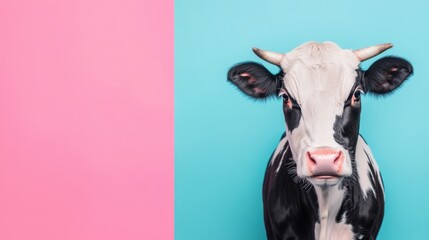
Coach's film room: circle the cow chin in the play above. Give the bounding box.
[296,169,347,188]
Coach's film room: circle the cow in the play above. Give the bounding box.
[227,42,413,240]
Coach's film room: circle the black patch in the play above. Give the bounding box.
[331,67,392,239]
[336,150,384,239]
[362,56,413,95]
[227,62,283,99]
[263,134,319,240]
[333,84,362,153]
[283,93,302,132]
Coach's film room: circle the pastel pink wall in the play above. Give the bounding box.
[0,0,173,239]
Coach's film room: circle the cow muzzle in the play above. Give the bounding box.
[306,148,344,179]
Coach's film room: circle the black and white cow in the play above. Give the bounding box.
[227,42,413,240]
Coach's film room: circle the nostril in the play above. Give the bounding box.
[307,152,317,164]
[333,152,342,164]
[306,152,317,173]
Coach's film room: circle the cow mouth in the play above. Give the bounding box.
[312,174,341,180]
[308,174,342,187]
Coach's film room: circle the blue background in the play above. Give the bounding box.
[176,1,428,239]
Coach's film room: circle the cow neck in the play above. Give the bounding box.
[314,185,345,240]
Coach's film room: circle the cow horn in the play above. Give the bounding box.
[353,43,393,62]
[252,47,283,66]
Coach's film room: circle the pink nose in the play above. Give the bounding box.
[306,149,343,176]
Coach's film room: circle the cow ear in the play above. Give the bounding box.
[362,56,413,95]
[227,62,282,99]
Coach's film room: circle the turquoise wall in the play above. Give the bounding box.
[176,0,428,239]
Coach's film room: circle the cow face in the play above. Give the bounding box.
[228,42,413,187]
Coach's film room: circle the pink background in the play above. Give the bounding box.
[0,0,173,239]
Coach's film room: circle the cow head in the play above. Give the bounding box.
[228,42,413,187]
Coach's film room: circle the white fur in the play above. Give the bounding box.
[269,136,288,166]
[314,186,354,240]
[275,145,289,174]
[355,136,384,198]
[279,42,360,178]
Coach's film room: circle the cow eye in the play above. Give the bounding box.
[353,89,364,100]
[278,90,289,102]
[282,94,289,102]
